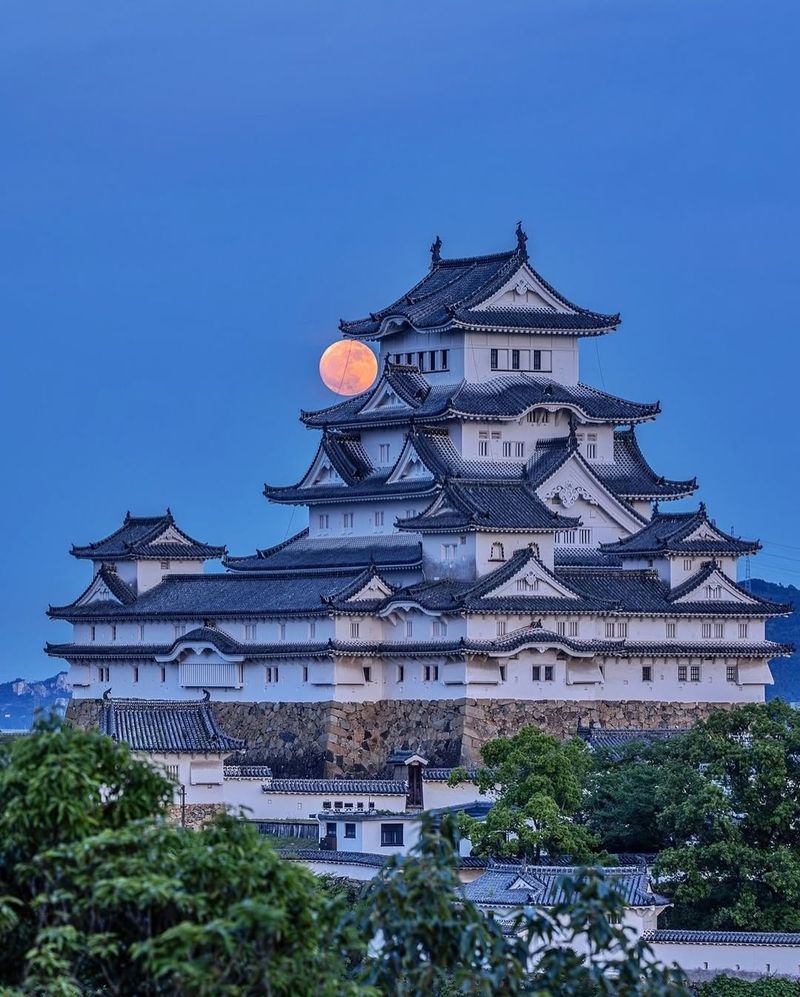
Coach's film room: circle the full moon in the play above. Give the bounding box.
[319,340,378,396]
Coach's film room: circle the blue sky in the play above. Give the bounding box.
[1,0,798,682]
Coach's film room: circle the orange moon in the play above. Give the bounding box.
[319,340,378,396]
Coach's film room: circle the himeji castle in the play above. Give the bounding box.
[49,226,793,774]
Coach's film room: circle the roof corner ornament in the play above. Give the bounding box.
[202,688,211,701]
[699,500,707,515]
[102,687,112,701]
[515,221,528,260]
[652,501,660,517]
[124,510,131,522]
[430,235,442,266]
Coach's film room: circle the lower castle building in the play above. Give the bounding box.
[49,228,792,775]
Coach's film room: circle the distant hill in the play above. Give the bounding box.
[746,578,800,702]
[0,673,70,731]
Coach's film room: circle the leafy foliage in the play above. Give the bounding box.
[0,719,689,996]
[696,977,800,996]
[451,725,601,862]
[654,701,800,930]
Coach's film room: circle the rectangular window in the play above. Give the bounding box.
[110,624,117,641]
[350,622,360,639]
[379,444,390,463]
[265,666,279,684]
[514,441,524,458]
[245,623,258,641]
[496,620,507,636]
[279,623,286,640]
[502,441,512,457]
[532,665,541,681]
[97,665,109,683]
[132,665,139,683]
[544,665,554,682]
[586,443,597,460]
[160,560,170,570]
[374,511,385,527]
[678,665,687,682]
[381,823,404,846]
[690,665,701,682]
[726,665,738,683]
[618,622,628,638]
[344,822,356,839]
[738,623,749,639]
[174,624,186,639]
[533,350,542,371]
[405,352,413,365]
[343,512,354,529]
[511,349,520,370]
[90,625,96,641]
[702,623,712,639]
[139,623,145,642]
[362,666,371,682]
[440,543,457,560]
[478,438,489,457]
[568,621,579,637]
[433,665,439,681]
[683,559,693,572]
[432,620,447,637]
[714,623,724,638]
[397,665,404,683]
[424,665,431,681]
[642,665,652,682]
[579,528,592,545]
[490,349,498,370]
[318,514,329,530]
[429,350,436,371]
[499,664,507,682]
[417,351,425,371]
[393,354,401,364]
[666,622,676,638]
[440,349,448,369]
[555,530,577,545]
[159,666,166,683]
[309,622,316,639]
[406,621,413,638]
[605,621,615,638]
[556,622,566,637]
[302,666,309,682]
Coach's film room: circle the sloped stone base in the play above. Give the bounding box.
[66,697,730,777]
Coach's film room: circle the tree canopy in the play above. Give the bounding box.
[0,717,688,996]
[450,724,601,862]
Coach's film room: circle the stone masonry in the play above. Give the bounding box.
[67,698,729,777]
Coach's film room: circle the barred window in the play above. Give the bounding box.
[666,622,676,638]
[642,666,652,682]
[678,665,687,682]
[690,665,701,682]
[726,665,738,683]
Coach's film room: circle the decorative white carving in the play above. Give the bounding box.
[514,279,530,296]
[543,481,597,508]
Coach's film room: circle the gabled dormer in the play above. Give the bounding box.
[70,510,226,594]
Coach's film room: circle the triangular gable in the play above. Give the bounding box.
[489,557,581,601]
[466,548,582,602]
[358,378,414,415]
[297,442,347,489]
[147,524,193,547]
[535,452,645,535]
[75,572,125,607]
[682,522,731,545]
[672,566,760,606]
[386,437,437,485]
[346,574,393,602]
[509,875,541,894]
[473,263,566,312]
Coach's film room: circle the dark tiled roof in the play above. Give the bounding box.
[339,240,618,339]
[602,504,759,557]
[554,547,622,567]
[100,699,245,753]
[302,371,658,429]
[592,429,696,500]
[283,849,387,868]
[267,779,405,794]
[397,480,578,533]
[264,469,437,505]
[224,765,273,778]
[577,727,685,753]
[643,930,800,947]
[71,511,226,561]
[66,566,138,609]
[49,571,355,621]
[226,532,423,574]
[423,767,479,781]
[463,865,666,908]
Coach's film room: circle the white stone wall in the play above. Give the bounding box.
[650,940,800,979]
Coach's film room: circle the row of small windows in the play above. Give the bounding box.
[490,348,551,373]
[477,431,525,459]
[86,618,752,646]
[319,511,387,530]
[391,350,448,372]
[554,529,593,546]
[642,665,739,683]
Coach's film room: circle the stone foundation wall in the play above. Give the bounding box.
[165,803,224,829]
[68,697,730,777]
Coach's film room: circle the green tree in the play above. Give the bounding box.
[0,719,689,995]
[654,700,800,930]
[585,739,669,853]
[450,725,601,862]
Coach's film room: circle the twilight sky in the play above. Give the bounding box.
[1,0,799,682]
